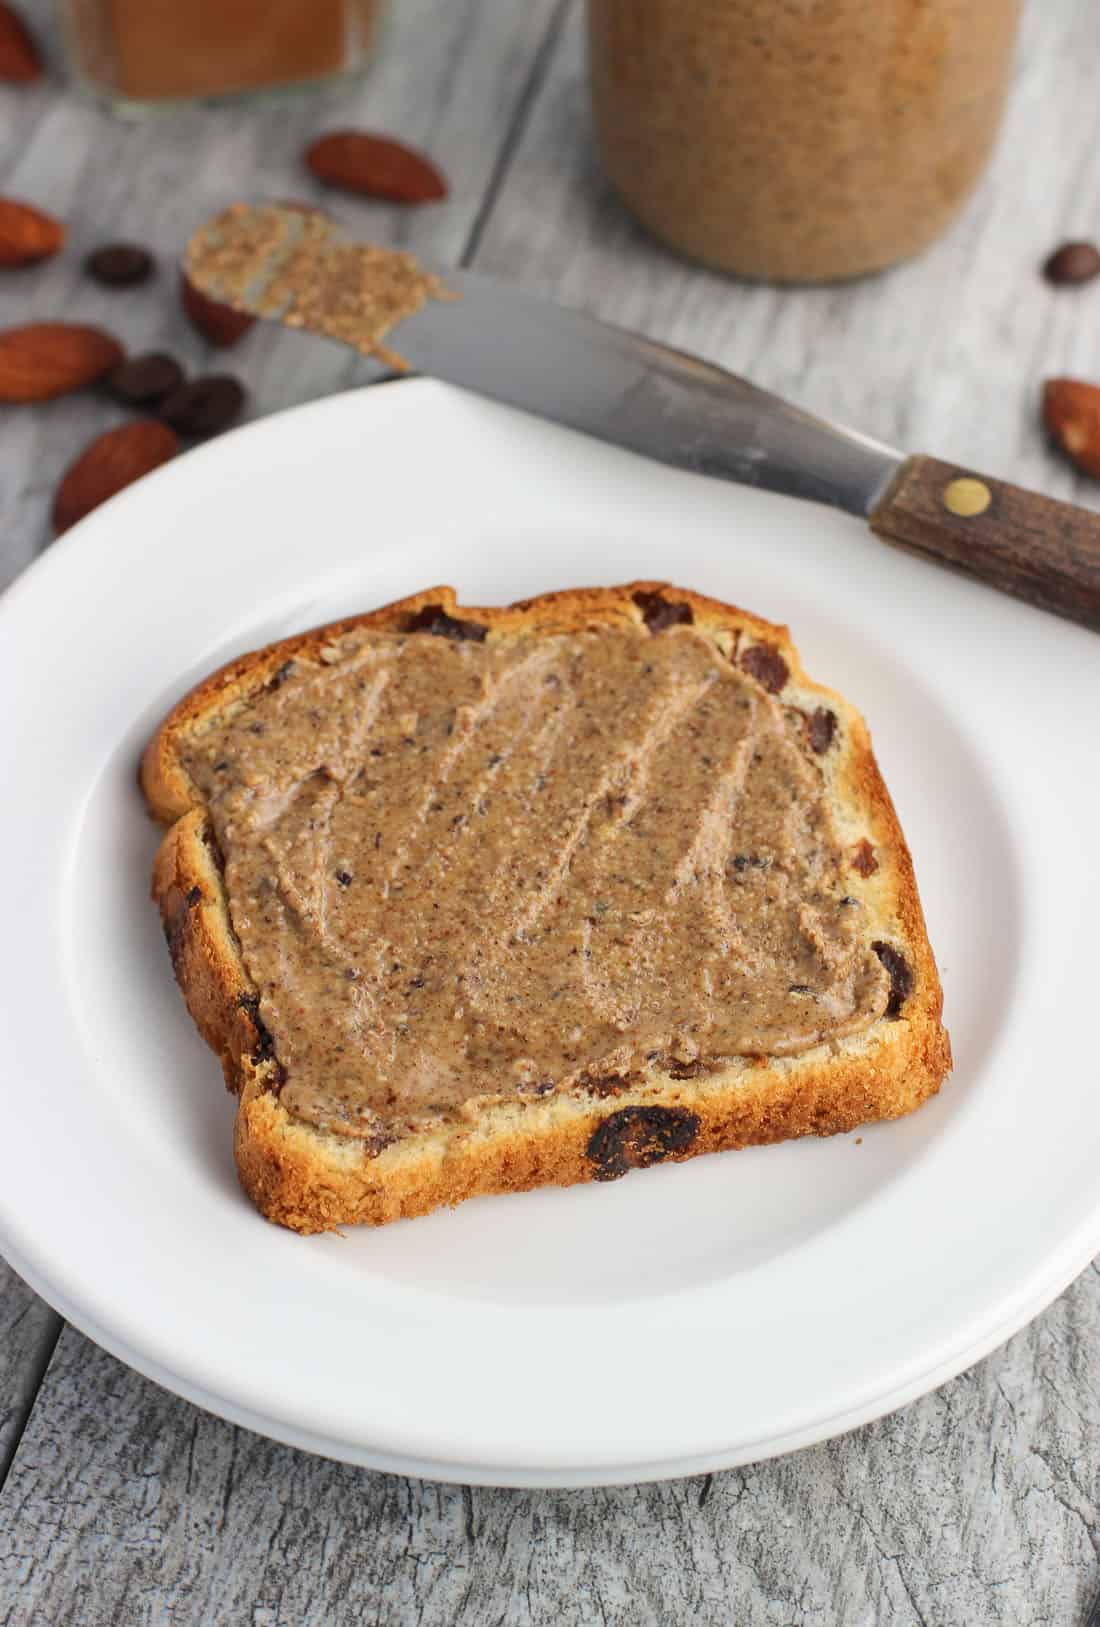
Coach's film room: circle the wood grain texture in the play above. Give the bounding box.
[871,453,1100,630]
[0,1262,58,1486]
[1,1273,1099,1627]
[3,0,1100,1622]
[0,0,563,590]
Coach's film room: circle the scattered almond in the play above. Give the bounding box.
[0,322,124,402]
[0,197,64,266]
[52,419,178,534]
[180,270,255,347]
[1042,378,1100,480]
[304,131,448,204]
[0,2,41,82]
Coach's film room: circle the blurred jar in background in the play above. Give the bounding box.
[60,0,384,112]
[587,0,1022,283]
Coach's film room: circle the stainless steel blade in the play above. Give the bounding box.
[183,206,1100,636]
[397,267,904,518]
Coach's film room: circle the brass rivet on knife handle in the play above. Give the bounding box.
[869,454,1100,633]
[942,476,992,518]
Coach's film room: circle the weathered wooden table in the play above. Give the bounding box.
[2,1,1099,1621]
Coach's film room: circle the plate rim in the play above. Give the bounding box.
[2,376,1098,1486]
[1,1200,1096,1488]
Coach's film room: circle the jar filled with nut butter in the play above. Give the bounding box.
[587,0,1022,283]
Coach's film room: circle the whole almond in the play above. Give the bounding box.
[180,270,255,347]
[0,2,41,82]
[53,420,179,534]
[0,323,124,402]
[0,197,64,266]
[304,131,448,204]
[1042,378,1100,480]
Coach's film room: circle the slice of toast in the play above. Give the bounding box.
[141,583,950,1233]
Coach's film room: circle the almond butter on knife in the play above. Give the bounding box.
[187,202,1100,634]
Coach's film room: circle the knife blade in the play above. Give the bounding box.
[398,268,903,519]
[186,204,1100,633]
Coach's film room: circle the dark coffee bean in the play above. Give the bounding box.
[1042,241,1100,286]
[159,374,245,437]
[85,242,155,287]
[106,351,184,406]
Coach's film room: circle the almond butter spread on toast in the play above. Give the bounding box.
[180,619,890,1140]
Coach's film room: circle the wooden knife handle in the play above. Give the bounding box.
[869,455,1100,632]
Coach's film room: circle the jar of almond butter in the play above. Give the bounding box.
[587,0,1022,283]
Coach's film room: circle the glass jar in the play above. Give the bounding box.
[59,0,384,114]
[587,0,1022,283]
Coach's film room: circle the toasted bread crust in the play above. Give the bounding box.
[142,583,950,1232]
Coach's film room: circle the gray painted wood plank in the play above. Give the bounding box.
[0,1271,1097,1626]
[0,1263,58,1486]
[0,0,562,590]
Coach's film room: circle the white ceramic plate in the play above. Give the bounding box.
[2,379,1098,1487]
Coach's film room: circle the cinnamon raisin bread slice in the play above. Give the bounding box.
[141,582,950,1233]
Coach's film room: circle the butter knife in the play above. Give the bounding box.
[187,204,1100,634]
